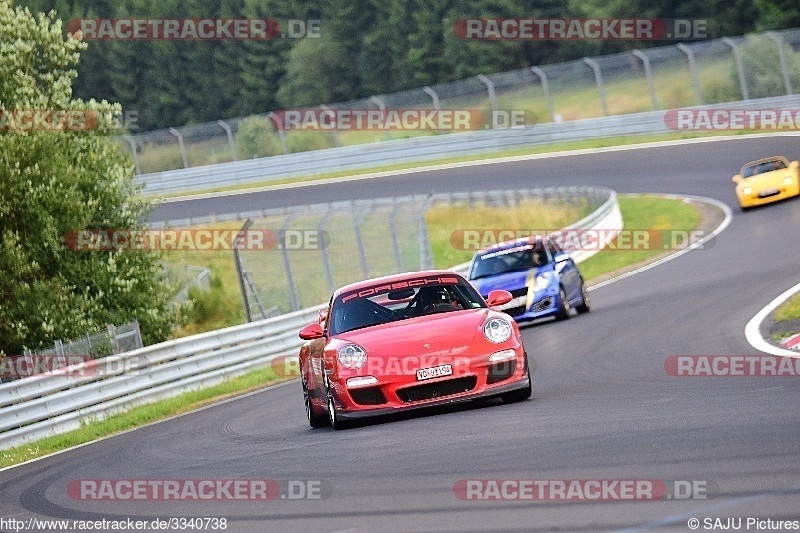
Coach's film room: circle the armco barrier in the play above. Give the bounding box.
[0,188,620,450]
[135,95,800,195]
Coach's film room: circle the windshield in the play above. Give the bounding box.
[742,159,786,178]
[469,244,549,280]
[328,276,485,335]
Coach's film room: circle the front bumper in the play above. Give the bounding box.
[333,371,531,421]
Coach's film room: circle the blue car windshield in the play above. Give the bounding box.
[470,245,549,280]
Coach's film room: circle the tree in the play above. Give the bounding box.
[0,0,173,354]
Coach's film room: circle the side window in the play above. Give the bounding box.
[547,238,562,258]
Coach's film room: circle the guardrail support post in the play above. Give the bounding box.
[632,50,659,109]
[388,201,404,273]
[766,31,794,95]
[583,57,608,116]
[217,120,238,162]
[677,44,704,105]
[530,66,555,122]
[723,38,749,100]
[353,205,371,278]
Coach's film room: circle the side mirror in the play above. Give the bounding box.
[732,175,741,184]
[486,289,512,307]
[299,323,324,340]
[554,252,570,263]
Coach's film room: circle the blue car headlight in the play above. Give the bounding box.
[534,271,554,291]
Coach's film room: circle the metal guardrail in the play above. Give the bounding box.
[136,95,800,195]
[0,188,620,450]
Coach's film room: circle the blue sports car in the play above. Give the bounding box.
[467,236,590,322]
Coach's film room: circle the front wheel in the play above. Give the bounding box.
[326,384,349,430]
[500,361,532,404]
[303,378,328,428]
[555,287,570,320]
[575,282,591,314]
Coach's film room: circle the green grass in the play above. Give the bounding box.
[775,293,800,322]
[572,195,702,282]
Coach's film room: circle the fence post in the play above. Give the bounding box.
[132,319,143,350]
[122,135,141,174]
[423,86,443,134]
[388,201,404,273]
[353,204,371,278]
[233,218,254,322]
[168,127,189,169]
[631,50,659,109]
[477,74,498,126]
[217,120,238,161]
[530,66,555,122]
[417,195,435,270]
[766,31,794,95]
[280,213,301,311]
[268,112,289,154]
[320,105,340,147]
[107,325,120,354]
[677,43,704,105]
[370,96,392,140]
[317,207,336,294]
[723,38,749,100]
[583,58,608,116]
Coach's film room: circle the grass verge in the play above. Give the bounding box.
[775,293,800,323]
[1,194,707,467]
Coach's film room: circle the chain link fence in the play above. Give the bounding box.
[0,321,143,382]
[120,28,800,175]
[232,187,608,321]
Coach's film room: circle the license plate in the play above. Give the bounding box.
[416,364,453,381]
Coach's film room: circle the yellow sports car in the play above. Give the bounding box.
[732,156,800,210]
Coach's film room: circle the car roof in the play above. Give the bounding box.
[474,235,546,256]
[740,156,790,174]
[333,270,466,297]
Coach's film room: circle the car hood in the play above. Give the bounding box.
[334,308,492,357]
[739,169,795,188]
[470,267,545,296]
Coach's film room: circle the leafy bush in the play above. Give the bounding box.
[234,116,285,159]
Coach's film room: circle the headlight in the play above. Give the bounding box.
[534,271,553,291]
[484,318,512,344]
[742,186,752,195]
[337,344,367,369]
[784,177,794,185]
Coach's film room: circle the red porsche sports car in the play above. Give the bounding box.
[298,271,531,429]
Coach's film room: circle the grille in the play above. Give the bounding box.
[349,386,387,405]
[396,376,478,403]
[487,359,517,384]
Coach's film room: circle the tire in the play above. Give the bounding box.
[500,361,532,404]
[555,286,570,320]
[326,389,349,430]
[303,378,328,428]
[575,282,591,314]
